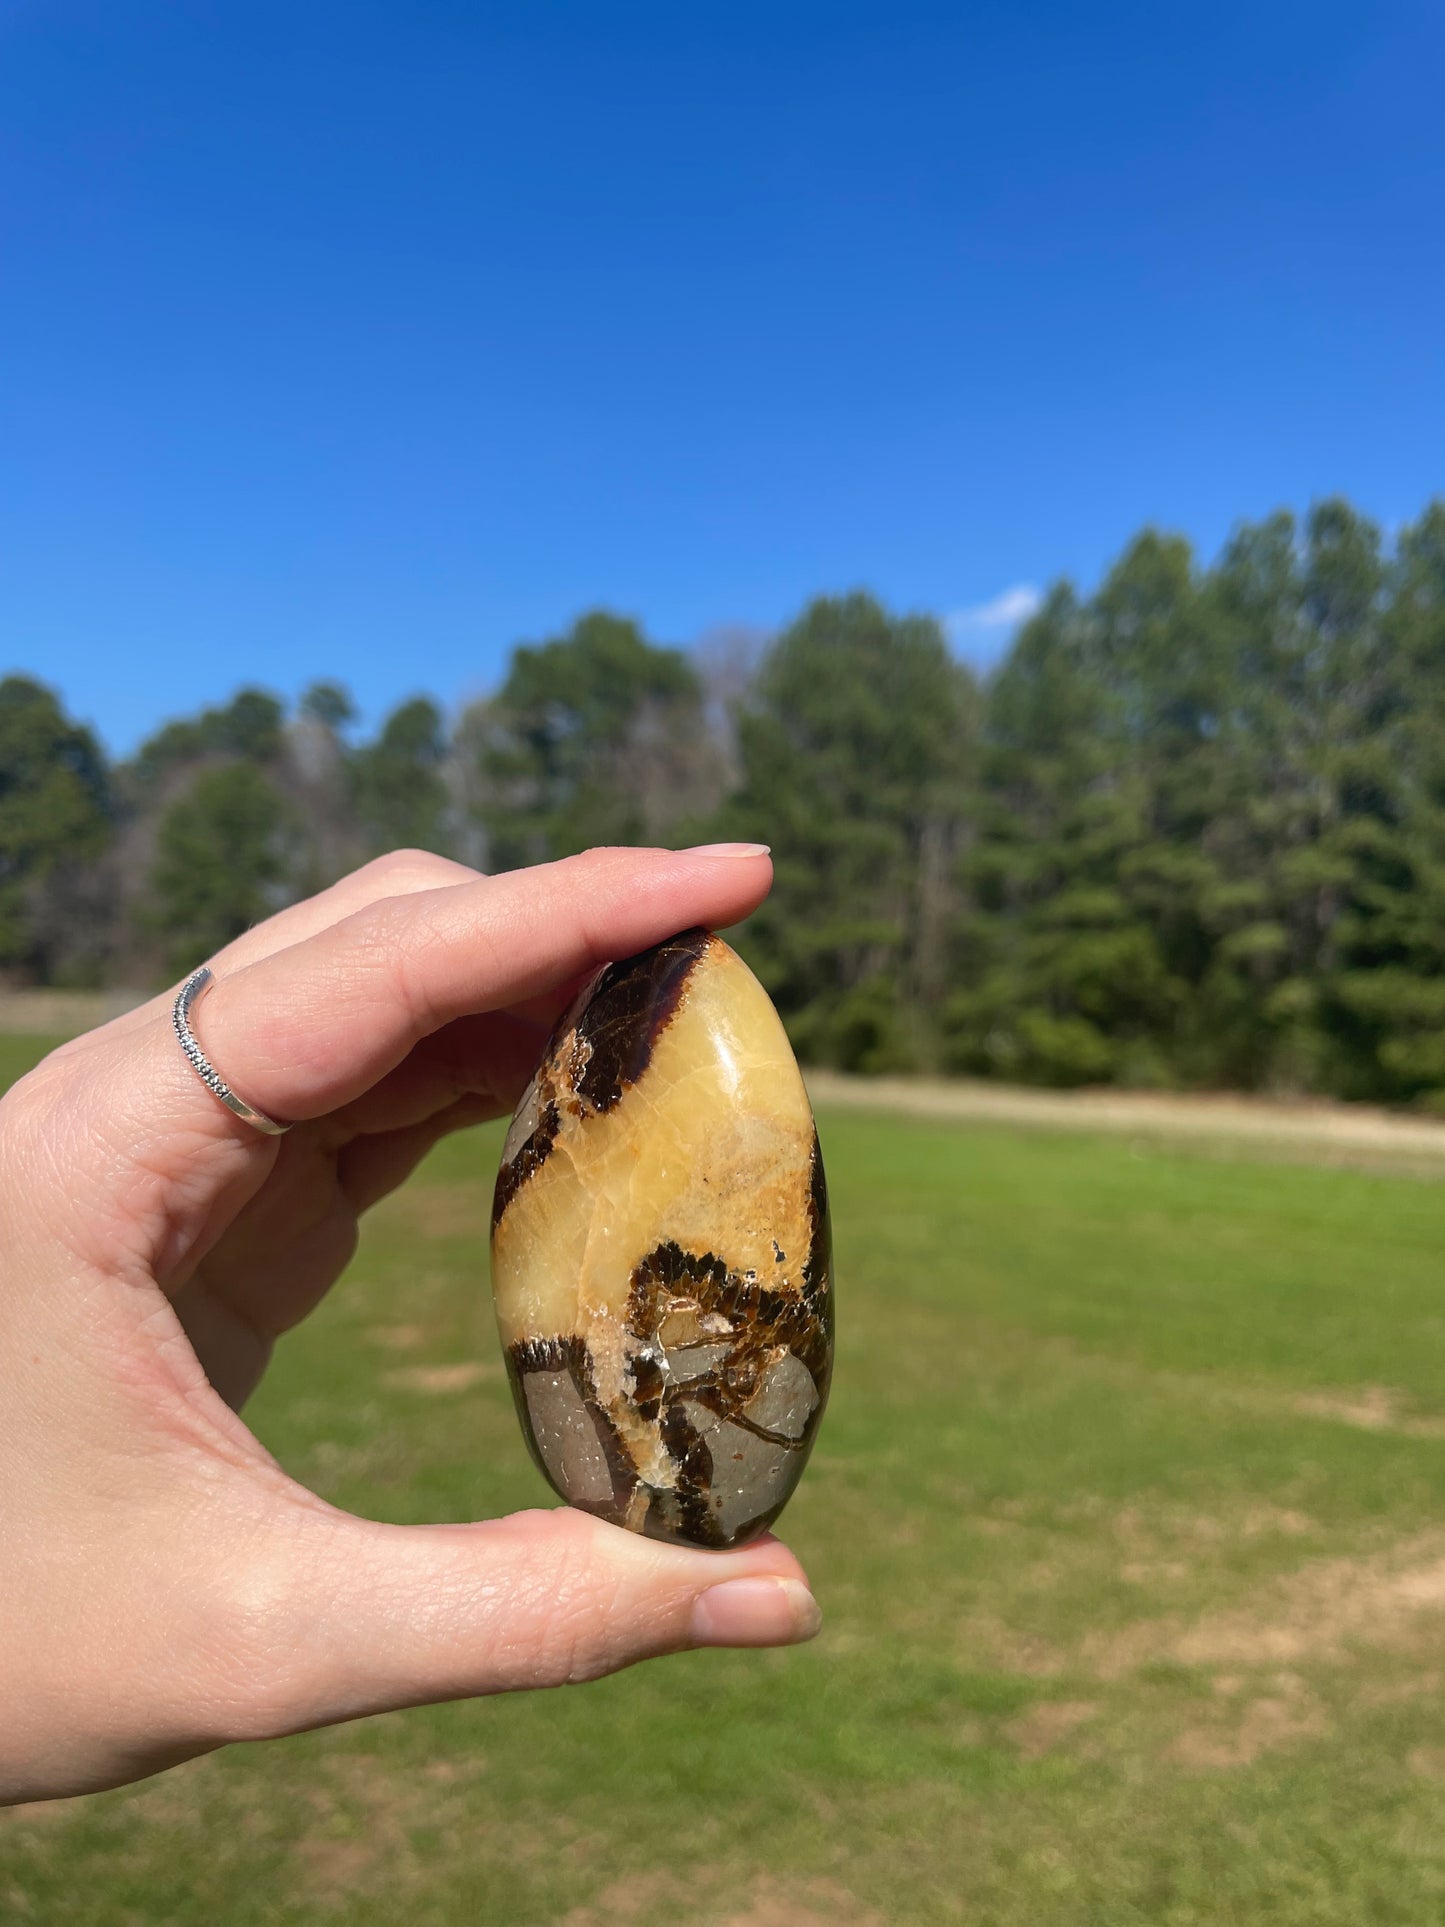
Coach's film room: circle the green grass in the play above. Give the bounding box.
[8,1030,1445,1923]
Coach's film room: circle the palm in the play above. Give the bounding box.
[163,1008,548,1411]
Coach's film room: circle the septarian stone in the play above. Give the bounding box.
[490,928,833,1549]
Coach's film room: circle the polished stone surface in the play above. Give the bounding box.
[491,928,832,1548]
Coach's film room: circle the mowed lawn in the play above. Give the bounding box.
[8,1031,1445,1924]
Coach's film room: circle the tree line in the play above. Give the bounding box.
[8,495,1445,1104]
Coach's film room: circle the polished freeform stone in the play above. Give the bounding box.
[490,928,832,1549]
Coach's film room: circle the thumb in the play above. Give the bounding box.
[221,1502,821,1744]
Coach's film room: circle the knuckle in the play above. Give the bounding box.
[335,896,432,1019]
[357,847,436,883]
[553,848,619,896]
[349,889,471,1038]
[0,1039,87,1142]
[181,1521,335,1745]
[525,1510,631,1685]
[355,849,474,893]
[384,919,449,1036]
[572,844,644,874]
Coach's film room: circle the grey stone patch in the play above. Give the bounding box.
[522,1370,616,1506]
[742,1350,819,1440]
[679,1399,797,1541]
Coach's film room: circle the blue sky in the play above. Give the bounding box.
[2,0,1442,752]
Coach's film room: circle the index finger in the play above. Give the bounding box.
[148,842,773,1137]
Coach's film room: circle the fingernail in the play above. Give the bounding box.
[689,1576,821,1647]
[680,841,771,858]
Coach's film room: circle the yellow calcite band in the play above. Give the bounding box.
[492,939,815,1347]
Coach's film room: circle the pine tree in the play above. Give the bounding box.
[0,677,113,977]
[719,592,976,1071]
[148,763,299,976]
[469,611,722,868]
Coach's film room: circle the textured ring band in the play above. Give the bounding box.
[172,965,290,1137]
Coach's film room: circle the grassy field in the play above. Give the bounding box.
[7,1032,1445,1924]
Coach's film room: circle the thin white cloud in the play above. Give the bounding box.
[944,584,1042,645]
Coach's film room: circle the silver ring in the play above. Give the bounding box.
[172,966,290,1137]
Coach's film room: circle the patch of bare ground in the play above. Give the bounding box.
[293,1834,382,1904]
[1061,1341,1445,1445]
[953,1502,1331,1681]
[366,1322,430,1351]
[1089,1533,1445,1679]
[3,1757,227,1834]
[1165,1372,1445,1441]
[287,1749,504,1907]
[0,988,143,1037]
[805,1068,1445,1170]
[374,1183,487,1240]
[1127,1363,1445,1440]
[304,1432,415,1488]
[1121,1560,1193,1585]
[1282,1384,1445,1440]
[717,1876,887,1927]
[382,1361,499,1393]
[974,1492,1308,1541]
[1168,1684,1329,1769]
[1006,1700,1100,1759]
[562,1871,678,1923]
[1103,1499,1315,1546]
[2,1796,86,1828]
[289,1755,420,1909]
[955,1621,1069,1679]
[1352,1667,1444,1710]
[566,1872,884,1927]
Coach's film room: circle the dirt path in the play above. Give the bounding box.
[0,989,145,1035]
[804,1068,1445,1164]
[10,988,1445,1166]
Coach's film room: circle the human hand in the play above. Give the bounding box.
[0,844,819,1805]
